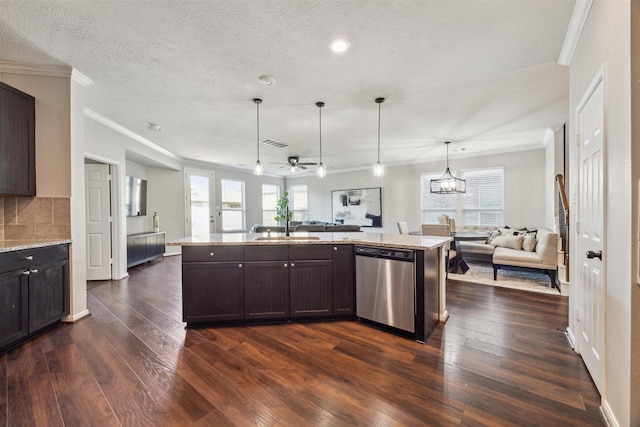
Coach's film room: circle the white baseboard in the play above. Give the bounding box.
[565,326,576,349]
[63,309,90,323]
[600,398,619,427]
[439,310,449,323]
[559,279,570,296]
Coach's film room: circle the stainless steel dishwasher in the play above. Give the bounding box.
[355,246,415,333]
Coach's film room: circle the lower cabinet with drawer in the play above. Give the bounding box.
[0,244,70,352]
[182,245,244,323]
[181,243,356,326]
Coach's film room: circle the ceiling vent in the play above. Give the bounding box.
[260,138,288,149]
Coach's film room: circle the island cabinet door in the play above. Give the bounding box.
[289,260,333,318]
[182,262,244,322]
[332,245,355,315]
[244,261,289,320]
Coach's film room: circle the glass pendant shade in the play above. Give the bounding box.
[317,162,326,178]
[373,161,384,177]
[430,141,466,193]
[254,160,263,175]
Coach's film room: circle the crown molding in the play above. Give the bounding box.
[71,68,95,86]
[558,0,594,66]
[83,107,182,162]
[0,60,72,78]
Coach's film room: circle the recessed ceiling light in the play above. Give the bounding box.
[331,39,350,53]
[258,75,276,85]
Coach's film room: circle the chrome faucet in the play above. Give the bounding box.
[285,206,290,236]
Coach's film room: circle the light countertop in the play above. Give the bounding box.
[169,232,451,251]
[0,239,72,253]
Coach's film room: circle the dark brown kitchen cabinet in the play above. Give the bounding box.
[0,81,36,196]
[332,245,356,315]
[289,245,333,318]
[182,245,244,322]
[0,244,69,353]
[0,269,28,349]
[244,245,289,320]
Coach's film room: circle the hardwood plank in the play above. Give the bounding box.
[2,256,604,426]
[6,342,63,427]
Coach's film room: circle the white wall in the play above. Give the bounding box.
[568,1,637,425]
[288,148,548,233]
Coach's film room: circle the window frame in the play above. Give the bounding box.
[220,178,246,232]
[421,166,504,227]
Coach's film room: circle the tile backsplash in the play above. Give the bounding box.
[1,196,71,241]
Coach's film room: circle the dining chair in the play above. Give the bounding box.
[421,224,457,273]
[397,221,409,234]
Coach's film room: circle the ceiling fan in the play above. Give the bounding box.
[272,156,317,171]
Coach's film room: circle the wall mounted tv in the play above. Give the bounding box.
[125,175,147,216]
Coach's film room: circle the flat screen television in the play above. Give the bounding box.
[125,175,147,216]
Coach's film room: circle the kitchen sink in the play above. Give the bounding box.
[254,236,322,241]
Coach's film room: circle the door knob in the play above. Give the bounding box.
[586,250,602,260]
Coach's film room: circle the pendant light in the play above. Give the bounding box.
[253,98,263,175]
[430,141,466,193]
[316,101,326,178]
[373,97,385,177]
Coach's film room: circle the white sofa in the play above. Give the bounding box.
[455,226,558,287]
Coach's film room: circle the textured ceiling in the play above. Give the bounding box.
[0,0,574,176]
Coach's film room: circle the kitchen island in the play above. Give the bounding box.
[169,232,451,343]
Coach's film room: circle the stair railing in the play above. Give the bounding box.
[555,174,569,280]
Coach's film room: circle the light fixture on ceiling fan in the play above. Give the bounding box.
[316,101,326,178]
[430,141,466,193]
[373,97,385,177]
[253,98,263,175]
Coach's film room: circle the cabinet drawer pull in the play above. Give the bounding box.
[209,252,215,257]
[291,263,295,267]
[284,263,288,268]
[22,270,30,276]
[238,263,243,268]
[30,269,38,274]
[24,255,34,260]
[333,246,337,251]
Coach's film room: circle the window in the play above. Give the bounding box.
[461,167,504,226]
[421,167,504,227]
[421,173,457,224]
[261,184,280,226]
[289,185,308,221]
[221,179,245,231]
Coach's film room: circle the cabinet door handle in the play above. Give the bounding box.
[29,269,38,274]
[209,252,215,257]
[284,263,288,268]
[333,246,338,251]
[238,263,243,268]
[291,263,295,268]
[22,270,30,276]
[24,255,34,260]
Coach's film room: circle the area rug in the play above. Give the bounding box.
[448,261,561,295]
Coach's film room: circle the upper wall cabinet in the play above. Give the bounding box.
[0,81,35,196]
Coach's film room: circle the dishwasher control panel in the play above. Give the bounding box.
[355,246,414,262]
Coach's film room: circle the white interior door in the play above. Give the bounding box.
[185,169,215,236]
[576,76,605,393]
[85,163,112,280]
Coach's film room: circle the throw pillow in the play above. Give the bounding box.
[490,235,524,250]
[486,230,500,244]
[522,233,537,252]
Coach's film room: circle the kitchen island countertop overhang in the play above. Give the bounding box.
[168,231,451,252]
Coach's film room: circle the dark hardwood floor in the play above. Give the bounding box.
[0,255,603,426]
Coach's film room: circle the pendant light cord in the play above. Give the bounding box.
[377,101,381,163]
[256,101,260,160]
